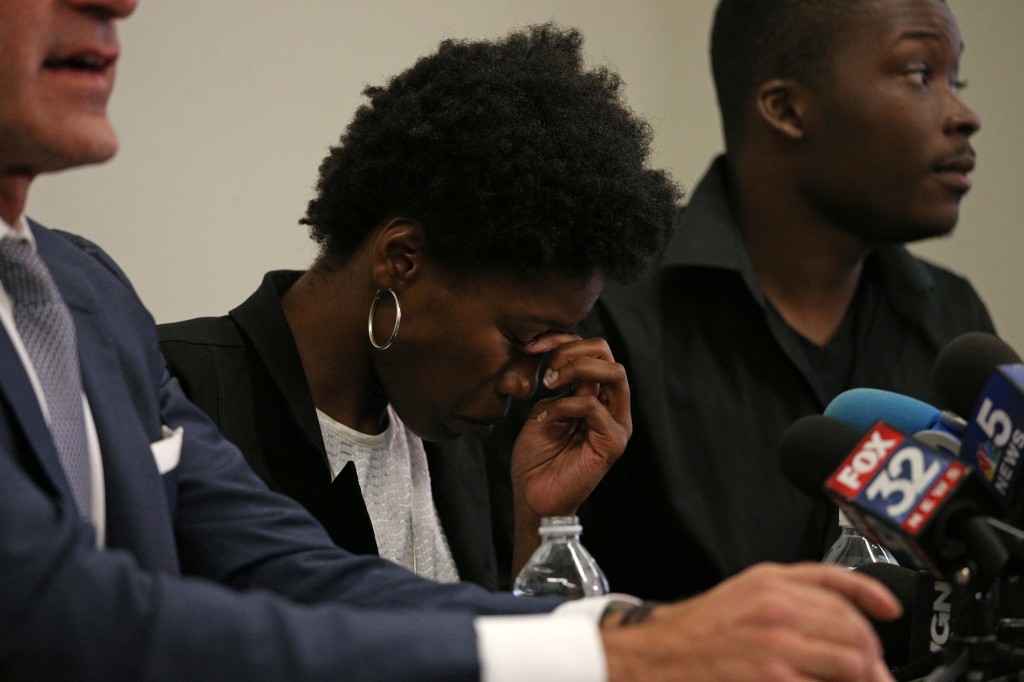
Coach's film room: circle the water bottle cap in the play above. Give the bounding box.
[538,515,583,535]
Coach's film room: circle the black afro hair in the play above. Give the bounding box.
[300,23,681,283]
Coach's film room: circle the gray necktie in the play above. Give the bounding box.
[0,237,92,519]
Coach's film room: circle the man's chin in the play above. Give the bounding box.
[891,215,959,245]
[852,211,959,246]
[33,119,118,173]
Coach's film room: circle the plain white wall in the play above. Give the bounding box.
[24,1,1024,351]
[910,1,1024,348]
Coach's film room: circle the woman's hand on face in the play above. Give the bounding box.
[510,334,632,519]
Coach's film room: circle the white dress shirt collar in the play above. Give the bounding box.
[0,214,36,248]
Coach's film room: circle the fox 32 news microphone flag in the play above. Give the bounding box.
[824,421,1001,578]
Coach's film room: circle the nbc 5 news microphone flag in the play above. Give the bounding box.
[959,364,1024,509]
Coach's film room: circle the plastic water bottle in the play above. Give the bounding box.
[513,516,608,598]
[822,511,898,569]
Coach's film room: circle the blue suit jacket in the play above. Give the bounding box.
[0,222,556,681]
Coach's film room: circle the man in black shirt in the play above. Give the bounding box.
[571,0,995,600]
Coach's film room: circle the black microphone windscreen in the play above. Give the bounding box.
[854,564,940,669]
[854,563,917,667]
[933,332,1022,419]
[779,415,865,502]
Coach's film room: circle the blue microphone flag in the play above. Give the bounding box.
[959,364,1024,505]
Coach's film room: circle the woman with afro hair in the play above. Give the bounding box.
[158,23,680,589]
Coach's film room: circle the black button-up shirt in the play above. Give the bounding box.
[574,156,996,600]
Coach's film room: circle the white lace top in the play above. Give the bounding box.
[316,405,460,583]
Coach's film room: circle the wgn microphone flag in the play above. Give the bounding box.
[854,563,954,668]
[958,364,1024,510]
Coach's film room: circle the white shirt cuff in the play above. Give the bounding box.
[475,595,641,682]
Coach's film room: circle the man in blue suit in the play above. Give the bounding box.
[0,1,902,680]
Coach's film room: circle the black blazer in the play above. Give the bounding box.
[4,227,555,680]
[157,271,504,590]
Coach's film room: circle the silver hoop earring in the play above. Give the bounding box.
[368,288,401,350]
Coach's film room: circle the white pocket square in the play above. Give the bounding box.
[151,425,183,474]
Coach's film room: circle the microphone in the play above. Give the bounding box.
[780,418,964,674]
[932,333,1024,513]
[854,563,953,669]
[780,414,864,503]
[827,388,947,435]
[825,388,965,455]
[779,415,1005,582]
[934,332,1022,421]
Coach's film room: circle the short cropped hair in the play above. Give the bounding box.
[711,0,895,145]
[301,24,680,283]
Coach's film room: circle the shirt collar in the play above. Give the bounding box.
[0,214,37,250]
[660,154,937,324]
[661,155,765,304]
